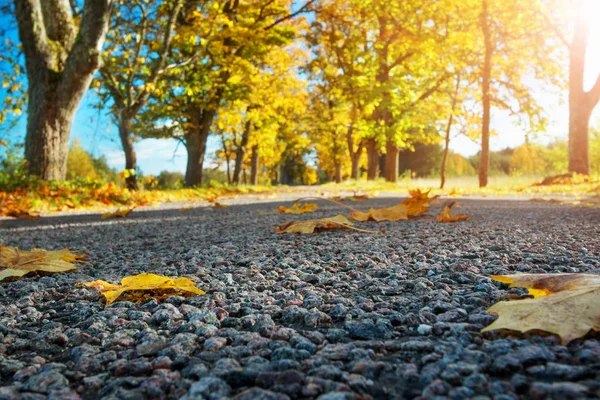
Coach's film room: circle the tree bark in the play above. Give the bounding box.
[383,141,398,182]
[568,2,600,175]
[346,125,363,180]
[334,163,342,183]
[479,0,492,188]
[118,114,138,190]
[16,0,113,180]
[232,117,253,184]
[440,74,461,189]
[184,107,216,187]
[366,138,379,180]
[250,144,259,185]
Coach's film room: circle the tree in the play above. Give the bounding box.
[144,0,315,187]
[98,0,183,189]
[14,0,114,180]
[66,139,98,180]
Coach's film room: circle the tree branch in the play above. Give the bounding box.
[14,0,52,66]
[263,0,316,31]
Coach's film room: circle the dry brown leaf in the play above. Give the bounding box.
[80,273,205,306]
[0,245,86,281]
[101,206,136,219]
[482,274,600,344]
[212,201,228,208]
[348,188,438,222]
[275,214,378,234]
[277,203,318,214]
[6,210,41,220]
[436,206,470,223]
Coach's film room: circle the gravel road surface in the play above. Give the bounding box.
[1,197,599,400]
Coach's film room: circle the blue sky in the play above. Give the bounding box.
[2,6,600,176]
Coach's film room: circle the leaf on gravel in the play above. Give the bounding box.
[349,203,408,222]
[212,201,228,208]
[0,245,86,282]
[275,214,378,234]
[101,206,135,219]
[482,273,600,344]
[5,209,41,220]
[436,206,470,223]
[277,203,318,214]
[80,273,206,306]
[349,188,438,222]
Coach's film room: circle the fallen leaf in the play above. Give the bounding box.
[436,206,470,223]
[80,273,206,306]
[212,202,228,208]
[348,189,438,222]
[277,203,318,214]
[0,245,86,282]
[482,273,600,344]
[331,194,369,202]
[101,206,136,219]
[350,203,409,222]
[5,210,41,220]
[275,214,378,234]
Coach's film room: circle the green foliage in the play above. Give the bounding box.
[157,171,185,190]
[66,140,99,180]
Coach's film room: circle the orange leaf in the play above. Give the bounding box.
[275,214,378,234]
[436,206,470,223]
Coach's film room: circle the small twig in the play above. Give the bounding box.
[293,196,362,214]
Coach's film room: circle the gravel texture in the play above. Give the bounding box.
[1,197,600,399]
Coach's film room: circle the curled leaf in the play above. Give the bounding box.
[482,273,600,344]
[436,206,470,223]
[0,245,86,282]
[350,203,408,222]
[101,206,136,219]
[277,203,318,214]
[80,273,206,306]
[275,214,378,234]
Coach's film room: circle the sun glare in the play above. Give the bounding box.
[583,0,600,90]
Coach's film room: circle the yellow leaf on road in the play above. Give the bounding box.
[0,245,86,282]
[275,214,378,234]
[350,203,408,222]
[482,274,600,344]
[277,203,318,214]
[436,206,470,223]
[102,206,136,219]
[80,273,206,306]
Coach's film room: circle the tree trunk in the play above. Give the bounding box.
[232,118,253,184]
[118,115,138,190]
[16,0,113,180]
[568,3,599,175]
[366,138,378,180]
[250,144,259,185]
[440,74,461,189]
[184,107,215,187]
[346,126,363,180]
[379,153,386,179]
[479,0,492,188]
[24,86,74,180]
[334,163,342,183]
[384,141,398,182]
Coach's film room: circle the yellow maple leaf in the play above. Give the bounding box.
[0,245,86,282]
[348,188,438,222]
[436,206,470,223]
[275,214,378,234]
[101,206,135,219]
[277,203,318,214]
[482,273,600,344]
[80,273,206,306]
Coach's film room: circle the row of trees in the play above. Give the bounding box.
[2,0,598,189]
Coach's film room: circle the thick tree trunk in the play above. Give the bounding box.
[334,163,342,183]
[383,141,398,182]
[479,0,492,188]
[379,153,386,178]
[250,145,259,185]
[24,85,74,180]
[118,115,138,190]
[16,0,113,180]
[232,118,253,184]
[366,138,379,180]
[184,107,215,187]
[568,4,598,175]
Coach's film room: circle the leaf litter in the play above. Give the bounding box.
[0,245,87,282]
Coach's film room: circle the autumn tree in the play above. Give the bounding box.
[98,0,183,189]
[474,0,564,186]
[141,0,315,187]
[14,0,114,180]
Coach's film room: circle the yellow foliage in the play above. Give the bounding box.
[0,246,86,281]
